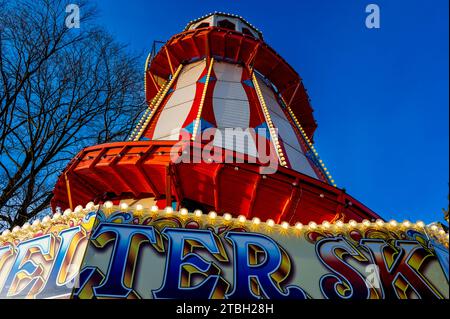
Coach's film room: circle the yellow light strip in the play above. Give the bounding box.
[192,58,214,140]
[128,81,168,141]
[2,203,448,248]
[280,96,336,187]
[251,73,288,168]
[142,52,152,107]
[128,53,162,141]
[0,204,93,244]
[133,64,184,141]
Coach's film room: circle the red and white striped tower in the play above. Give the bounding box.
[52,13,381,225]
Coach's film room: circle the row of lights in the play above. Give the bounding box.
[0,202,95,242]
[108,202,448,241]
[129,107,153,141]
[191,58,214,140]
[251,73,288,168]
[129,57,164,141]
[133,41,174,142]
[184,12,263,35]
[133,65,183,141]
[2,202,448,246]
[281,96,336,187]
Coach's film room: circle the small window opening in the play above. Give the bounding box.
[195,22,210,29]
[217,19,236,31]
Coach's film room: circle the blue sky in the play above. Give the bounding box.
[91,0,449,223]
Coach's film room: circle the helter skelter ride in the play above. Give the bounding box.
[0,13,448,299]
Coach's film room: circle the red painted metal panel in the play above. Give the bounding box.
[51,141,382,224]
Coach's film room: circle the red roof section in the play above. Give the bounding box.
[52,141,382,224]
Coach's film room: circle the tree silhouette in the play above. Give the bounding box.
[0,0,144,230]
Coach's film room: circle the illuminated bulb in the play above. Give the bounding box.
[194,210,203,217]
[104,201,113,209]
[12,226,20,233]
[336,221,344,228]
[32,220,40,227]
[2,230,11,236]
[86,202,95,210]
[438,229,446,235]
[281,222,289,229]
[74,205,83,213]
[180,208,188,215]
[42,216,51,223]
[362,220,371,227]
[402,220,411,228]
[430,225,438,231]
[63,209,72,216]
[322,221,331,228]
[416,221,425,228]
[349,220,357,227]
[165,206,173,214]
[136,204,144,211]
[208,211,217,219]
[295,222,303,230]
[238,215,246,223]
[223,213,232,221]
[266,219,275,227]
[389,220,398,227]
[252,217,261,225]
[52,212,62,220]
[120,203,129,210]
[308,221,317,229]
[22,223,31,230]
[150,205,159,212]
[375,219,385,227]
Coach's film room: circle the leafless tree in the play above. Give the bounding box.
[0,0,144,230]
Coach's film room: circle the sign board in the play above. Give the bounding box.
[0,206,448,299]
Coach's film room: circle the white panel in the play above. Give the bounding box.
[162,84,196,109]
[256,75,319,178]
[213,128,258,157]
[212,98,250,128]
[214,83,248,101]
[269,112,302,151]
[152,60,205,140]
[283,144,318,179]
[213,62,243,82]
[212,62,257,157]
[176,61,205,88]
[152,101,194,140]
[256,75,303,152]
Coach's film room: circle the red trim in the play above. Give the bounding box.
[52,141,382,224]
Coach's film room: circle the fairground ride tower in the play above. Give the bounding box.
[52,13,381,225]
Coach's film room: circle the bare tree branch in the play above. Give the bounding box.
[0,0,144,230]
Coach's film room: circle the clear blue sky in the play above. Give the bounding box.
[91,0,449,223]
